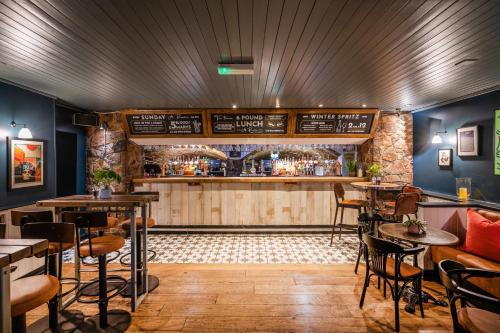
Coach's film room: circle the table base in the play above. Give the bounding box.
[74,309,131,333]
[120,275,160,297]
[403,287,448,313]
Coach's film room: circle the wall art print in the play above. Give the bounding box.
[7,138,46,191]
[438,149,452,167]
[457,125,478,156]
[495,110,500,175]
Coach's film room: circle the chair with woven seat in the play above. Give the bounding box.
[438,259,500,333]
[21,222,84,332]
[379,192,420,222]
[62,211,131,332]
[118,191,160,296]
[359,232,425,332]
[331,183,368,244]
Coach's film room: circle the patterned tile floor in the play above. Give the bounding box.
[64,233,360,264]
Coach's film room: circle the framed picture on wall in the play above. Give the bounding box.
[438,149,452,167]
[457,126,478,156]
[7,138,46,191]
[495,110,500,175]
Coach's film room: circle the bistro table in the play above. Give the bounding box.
[0,239,48,333]
[351,181,402,214]
[37,194,157,312]
[378,223,460,313]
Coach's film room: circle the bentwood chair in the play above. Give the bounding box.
[354,213,394,274]
[384,185,423,209]
[359,233,425,332]
[331,183,368,244]
[21,222,84,332]
[438,260,500,333]
[379,192,420,222]
[62,211,131,332]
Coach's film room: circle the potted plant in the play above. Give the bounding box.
[403,219,427,234]
[92,168,122,199]
[346,159,357,177]
[366,163,383,184]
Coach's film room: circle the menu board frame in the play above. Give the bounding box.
[292,108,379,138]
[207,109,292,137]
[121,109,207,138]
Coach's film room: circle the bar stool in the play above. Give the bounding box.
[21,222,84,332]
[62,211,131,332]
[11,207,54,227]
[118,191,159,296]
[331,183,368,244]
[10,243,59,333]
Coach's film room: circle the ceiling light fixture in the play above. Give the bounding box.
[218,63,254,75]
[232,104,237,109]
[432,130,448,144]
[318,104,323,108]
[362,104,367,108]
[10,121,32,139]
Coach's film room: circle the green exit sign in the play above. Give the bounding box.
[218,67,232,75]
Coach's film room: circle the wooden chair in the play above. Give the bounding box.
[379,192,420,221]
[21,222,83,332]
[11,208,54,227]
[354,213,394,274]
[331,183,368,244]
[62,211,131,332]
[438,260,500,333]
[384,185,423,208]
[359,232,425,332]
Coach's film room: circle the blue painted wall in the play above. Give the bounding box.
[0,82,88,210]
[413,90,500,203]
[0,82,56,210]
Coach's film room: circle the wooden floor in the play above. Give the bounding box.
[27,263,453,332]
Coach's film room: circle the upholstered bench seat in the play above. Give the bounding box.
[457,307,500,333]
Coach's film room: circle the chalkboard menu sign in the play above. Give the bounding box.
[126,112,204,136]
[295,112,374,135]
[210,113,288,135]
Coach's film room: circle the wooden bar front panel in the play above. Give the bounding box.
[135,182,365,226]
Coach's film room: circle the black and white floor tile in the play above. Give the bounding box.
[64,233,359,264]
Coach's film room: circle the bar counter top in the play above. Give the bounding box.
[133,176,367,184]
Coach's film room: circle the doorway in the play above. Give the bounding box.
[56,131,77,197]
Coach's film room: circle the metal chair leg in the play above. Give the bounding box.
[330,207,339,246]
[338,207,344,240]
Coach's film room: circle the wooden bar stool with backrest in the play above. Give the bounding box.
[62,211,131,332]
[331,183,368,244]
[118,191,160,296]
[20,222,84,332]
[438,259,500,333]
[8,238,59,333]
[379,192,420,222]
[359,232,425,332]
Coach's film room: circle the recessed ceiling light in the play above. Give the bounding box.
[276,104,280,108]
[232,104,237,109]
[318,104,323,108]
[362,104,367,108]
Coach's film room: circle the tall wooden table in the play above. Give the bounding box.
[378,223,460,313]
[0,239,48,333]
[37,194,157,312]
[351,181,401,214]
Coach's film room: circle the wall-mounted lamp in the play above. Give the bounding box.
[99,122,108,130]
[431,130,447,144]
[10,121,32,139]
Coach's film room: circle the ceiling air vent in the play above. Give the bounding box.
[73,113,99,127]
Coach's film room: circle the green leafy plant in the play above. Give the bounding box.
[92,169,121,189]
[402,219,426,233]
[346,159,357,173]
[366,163,383,177]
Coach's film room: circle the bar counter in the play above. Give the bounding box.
[133,176,367,226]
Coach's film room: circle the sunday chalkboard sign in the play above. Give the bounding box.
[126,112,204,136]
[295,111,375,135]
[210,112,289,135]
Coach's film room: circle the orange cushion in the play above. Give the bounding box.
[463,209,500,262]
[11,275,59,317]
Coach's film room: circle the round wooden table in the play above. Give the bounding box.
[378,223,460,313]
[351,181,402,214]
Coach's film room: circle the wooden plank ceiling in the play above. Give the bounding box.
[0,0,499,111]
